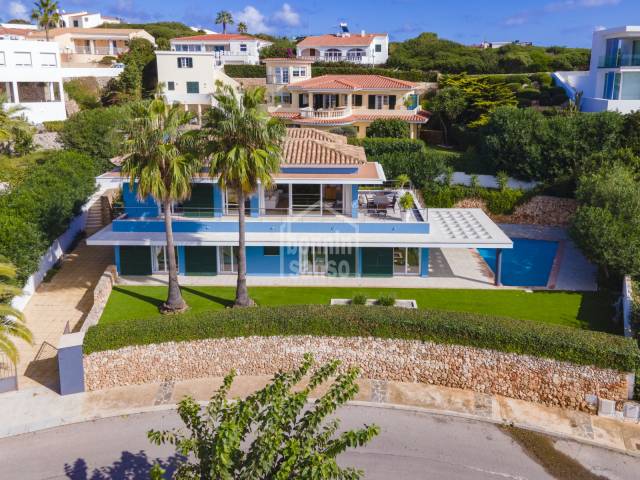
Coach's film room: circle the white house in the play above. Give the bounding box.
[156,50,239,122]
[296,24,388,65]
[59,11,121,29]
[169,33,271,65]
[0,40,66,123]
[553,26,640,113]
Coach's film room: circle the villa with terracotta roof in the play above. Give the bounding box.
[169,33,272,65]
[89,128,511,282]
[264,57,429,138]
[296,24,388,65]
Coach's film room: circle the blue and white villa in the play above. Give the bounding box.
[88,129,512,285]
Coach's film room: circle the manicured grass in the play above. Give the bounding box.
[100,286,619,333]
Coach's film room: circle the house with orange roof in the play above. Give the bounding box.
[169,33,272,65]
[296,23,388,65]
[264,58,428,138]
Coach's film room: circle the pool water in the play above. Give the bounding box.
[478,238,559,287]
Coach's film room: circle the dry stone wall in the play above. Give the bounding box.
[84,335,630,412]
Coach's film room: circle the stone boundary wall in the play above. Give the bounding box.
[80,265,118,333]
[84,336,631,412]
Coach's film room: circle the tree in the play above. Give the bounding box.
[571,164,640,277]
[148,354,380,479]
[237,22,248,34]
[215,10,234,34]
[430,87,467,145]
[623,111,640,156]
[0,262,33,364]
[202,85,285,307]
[366,118,410,138]
[30,0,60,41]
[120,99,202,313]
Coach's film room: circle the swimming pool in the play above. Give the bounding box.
[478,238,559,287]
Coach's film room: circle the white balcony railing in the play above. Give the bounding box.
[74,46,127,55]
[300,106,352,119]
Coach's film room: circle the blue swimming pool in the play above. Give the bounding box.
[478,238,559,287]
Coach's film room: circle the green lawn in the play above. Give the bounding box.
[100,286,619,333]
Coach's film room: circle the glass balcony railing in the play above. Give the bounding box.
[598,54,640,68]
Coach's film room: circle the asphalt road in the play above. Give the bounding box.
[1,405,638,479]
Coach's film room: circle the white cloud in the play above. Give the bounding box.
[235,5,272,33]
[272,3,300,27]
[8,1,28,18]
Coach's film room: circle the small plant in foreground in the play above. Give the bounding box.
[148,354,380,479]
[351,293,367,305]
[376,295,396,307]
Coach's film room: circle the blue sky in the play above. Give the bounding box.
[3,0,638,47]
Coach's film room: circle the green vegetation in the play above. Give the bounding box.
[99,286,616,332]
[87,303,638,372]
[148,355,379,479]
[63,78,101,110]
[366,118,410,138]
[98,22,201,44]
[255,34,298,59]
[376,295,396,306]
[30,0,59,42]
[571,164,640,278]
[0,261,33,364]
[42,120,66,132]
[0,94,34,157]
[59,104,132,172]
[0,150,49,185]
[0,151,96,281]
[102,38,156,104]
[351,294,367,305]
[422,184,525,215]
[388,33,590,73]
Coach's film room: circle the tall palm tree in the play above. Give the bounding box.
[0,262,32,365]
[215,10,234,34]
[30,0,60,41]
[120,99,202,314]
[237,22,248,34]
[202,85,285,307]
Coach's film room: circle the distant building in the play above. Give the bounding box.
[553,26,640,113]
[478,40,533,49]
[168,33,271,66]
[296,23,388,65]
[59,11,121,29]
[0,26,29,40]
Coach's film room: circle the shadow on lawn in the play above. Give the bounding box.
[181,286,234,308]
[112,287,164,309]
[576,291,620,334]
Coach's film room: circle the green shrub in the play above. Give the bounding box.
[366,118,411,138]
[99,56,117,65]
[59,104,131,172]
[422,184,525,214]
[0,214,47,282]
[83,305,640,372]
[42,120,65,132]
[351,294,367,305]
[350,137,425,156]
[376,295,396,306]
[63,78,101,110]
[224,64,266,78]
[312,64,434,82]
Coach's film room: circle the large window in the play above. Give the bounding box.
[264,184,289,215]
[292,184,321,213]
[346,48,365,61]
[324,48,342,61]
[603,72,621,100]
[219,246,239,273]
[274,67,289,84]
[300,247,328,275]
[151,246,179,273]
[186,81,199,94]
[175,44,201,52]
[393,248,420,275]
[177,57,193,68]
[17,82,61,102]
[621,72,640,100]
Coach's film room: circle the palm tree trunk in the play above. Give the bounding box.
[223,22,227,34]
[45,27,49,42]
[161,198,187,313]
[234,188,253,307]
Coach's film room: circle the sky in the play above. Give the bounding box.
[3,0,638,47]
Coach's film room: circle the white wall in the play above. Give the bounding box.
[169,39,265,65]
[0,40,66,123]
[296,34,389,65]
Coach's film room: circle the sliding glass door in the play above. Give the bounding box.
[219,246,239,273]
[300,247,328,275]
[393,248,420,275]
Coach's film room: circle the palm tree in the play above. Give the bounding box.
[202,85,285,307]
[237,22,248,34]
[215,10,234,34]
[120,99,202,314]
[30,0,60,41]
[0,262,32,365]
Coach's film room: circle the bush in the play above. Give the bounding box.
[224,64,266,78]
[63,78,101,110]
[376,295,396,306]
[0,214,46,282]
[83,305,640,372]
[99,55,117,65]
[59,104,130,172]
[351,294,367,305]
[350,137,425,156]
[42,120,65,132]
[422,184,525,214]
[366,118,411,138]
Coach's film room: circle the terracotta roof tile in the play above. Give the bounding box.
[288,75,416,91]
[272,111,430,125]
[282,129,366,165]
[29,27,144,37]
[172,33,257,42]
[297,33,386,48]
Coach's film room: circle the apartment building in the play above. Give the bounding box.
[296,24,388,65]
[169,33,272,65]
[59,11,121,29]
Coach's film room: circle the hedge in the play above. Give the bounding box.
[224,64,266,78]
[422,184,525,214]
[83,305,640,372]
[42,120,66,132]
[349,137,426,156]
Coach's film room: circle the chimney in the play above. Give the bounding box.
[361,30,365,36]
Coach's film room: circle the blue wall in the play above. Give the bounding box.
[213,184,224,217]
[122,183,158,218]
[246,246,283,275]
[114,246,121,275]
[420,248,429,277]
[282,246,299,275]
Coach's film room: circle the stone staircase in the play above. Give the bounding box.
[85,189,117,235]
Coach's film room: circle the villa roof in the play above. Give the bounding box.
[270,111,430,125]
[0,27,29,37]
[297,33,386,48]
[282,128,366,165]
[287,75,416,91]
[171,33,257,42]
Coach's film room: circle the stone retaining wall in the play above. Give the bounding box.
[80,265,117,333]
[84,336,630,412]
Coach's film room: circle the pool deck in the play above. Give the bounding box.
[498,224,597,291]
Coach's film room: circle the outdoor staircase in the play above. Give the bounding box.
[84,189,117,235]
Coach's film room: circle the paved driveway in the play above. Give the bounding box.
[16,242,112,391]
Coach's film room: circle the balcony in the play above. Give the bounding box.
[598,54,640,68]
[73,46,127,55]
[299,106,352,120]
